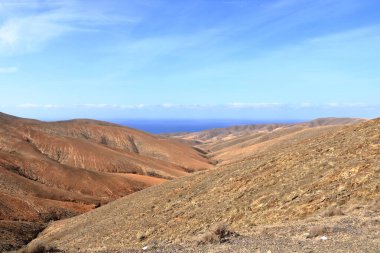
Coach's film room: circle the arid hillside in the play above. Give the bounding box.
[0,112,211,251]
[165,117,366,164]
[166,117,364,142]
[27,118,379,252]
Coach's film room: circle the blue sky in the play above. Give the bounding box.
[0,0,379,120]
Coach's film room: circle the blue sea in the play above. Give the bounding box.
[107,119,303,134]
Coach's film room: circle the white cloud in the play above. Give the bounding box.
[0,1,141,55]
[17,103,60,108]
[324,102,370,108]
[0,15,71,54]
[12,102,375,111]
[160,104,177,109]
[0,66,18,73]
[119,104,145,109]
[81,104,109,108]
[227,102,283,109]
[227,102,374,110]
[292,102,373,109]
[158,104,215,109]
[299,102,313,108]
[80,104,146,109]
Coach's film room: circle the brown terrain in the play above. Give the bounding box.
[165,117,366,164]
[0,112,211,251]
[22,117,379,252]
[164,117,365,142]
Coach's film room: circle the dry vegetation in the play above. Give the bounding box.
[26,118,379,252]
[306,225,329,238]
[18,243,60,253]
[322,205,345,217]
[0,112,211,251]
[195,223,237,245]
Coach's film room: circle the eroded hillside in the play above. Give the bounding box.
[27,118,379,252]
[0,112,212,251]
[166,117,366,164]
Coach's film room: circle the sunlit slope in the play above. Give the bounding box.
[0,112,211,251]
[171,117,366,164]
[30,118,379,251]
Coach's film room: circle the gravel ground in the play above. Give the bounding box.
[88,211,380,253]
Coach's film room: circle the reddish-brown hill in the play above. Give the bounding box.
[0,112,212,251]
[27,118,379,252]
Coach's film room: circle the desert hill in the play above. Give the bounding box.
[27,118,379,252]
[165,117,365,143]
[165,117,366,165]
[0,112,211,251]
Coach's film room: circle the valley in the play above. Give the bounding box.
[1,113,378,252]
[0,112,211,251]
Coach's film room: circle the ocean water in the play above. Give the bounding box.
[107,119,303,134]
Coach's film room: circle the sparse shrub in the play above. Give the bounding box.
[80,131,90,139]
[195,222,237,245]
[210,222,229,238]
[322,205,344,217]
[209,160,218,165]
[136,228,156,242]
[146,170,172,179]
[20,243,60,253]
[29,244,47,253]
[196,231,220,245]
[146,170,162,178]
[192,147,208,155]
[306,225,329,238]
[128,135,139,154]
[136,232,147,241]
[182,167,195,173]
[100,136,108,145]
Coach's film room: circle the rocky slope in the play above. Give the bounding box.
[0,112,211,251]
[166,117,366,165]
[165,117,364,143]
[27,118,379,252]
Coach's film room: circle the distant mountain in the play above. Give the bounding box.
[164,117,366,142]
[164,117,367,164]
[26,118,379,252]
[0,112,212,251]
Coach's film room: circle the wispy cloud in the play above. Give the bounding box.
[80,103,285,110]
[80,104,146,109]
[14,102,375,110]
[80,103,213,110]
[227,102,375,110]
[0,66,17,73]
[159,104,214,109]
[17,103,60,108]
[227,102,283,109]
[323,102,370,108]
[0,0,141,55]
[113,27,228,70]
[0,14,71,54]
[308,24,380,45]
